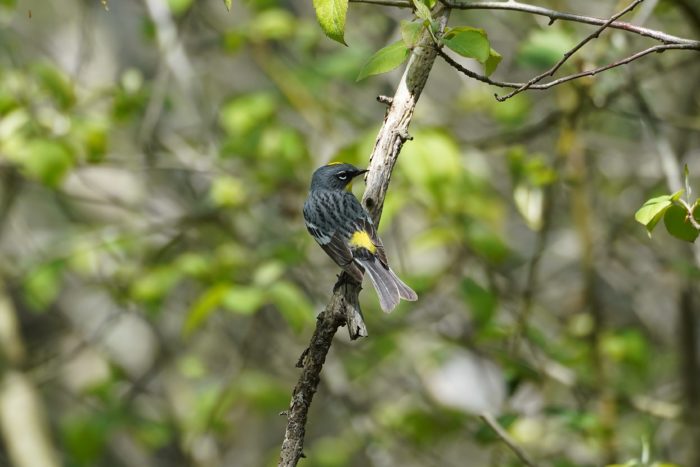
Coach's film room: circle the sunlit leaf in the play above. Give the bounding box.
[131,268,181,303]
[23,262,63,312]
[223,0,231,11]
[356,41,410,81]
[33,62,75,109]
[634,192,680,234]
[663,204,698,242]
[312,0,348,45]
[219,92,277,135]
[210,176,246,207]
[167,0,192,15]
[400,20,423,49]
[412,0,432,21]
[269,281,314,332]
[484,48,502,76]
[222,286,264,315]
[514,184,543,230]
[400,129,461,186]
[183,284,229,336]
[250,9,296,40]
[6,139,74,187]
[443,27,490,63]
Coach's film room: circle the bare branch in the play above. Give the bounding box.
[442,0,698,45]
[495,0,645,101]
[480,413,539,467]
[438,43,698,94]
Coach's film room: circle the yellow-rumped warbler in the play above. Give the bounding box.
[303,162,417,312]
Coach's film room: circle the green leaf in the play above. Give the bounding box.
[130,267,181,303]
[210,176,246,207]
[412,0,432,22]
[219,92,277,135]
[312,0,349,45]
[664,204,699,242]
[223,0,231,11]
[33,62,75,109]
[484,48,502,76]
[461,278,497,326]
[490,93,531,126]
[634,193,677,234]
[269,282,314,332]
[167,0,192,15]
[183,284,229,336]
[222,286,264,315]
[518,28,575,69]
[684,163,692,201]
[400,21,423,49]
[443,27,490,63]
[356,40,410,81]
[250,9,296,40]
[62,416,110,464]
[23,262,63,312]
[6,139,74,187]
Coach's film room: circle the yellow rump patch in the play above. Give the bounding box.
[326,161,344,166]
[349,230,376,254]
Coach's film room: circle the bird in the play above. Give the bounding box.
[303,162,417,312]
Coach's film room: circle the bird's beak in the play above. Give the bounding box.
[346,169,368,192]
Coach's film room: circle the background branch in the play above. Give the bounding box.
[438,39,698,96]
[444,0,697,44]
[494,0,645,101]
[480,413,538,467]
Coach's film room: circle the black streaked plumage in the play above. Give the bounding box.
[303,162,417,312]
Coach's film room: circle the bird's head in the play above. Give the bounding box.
[310,162,368,191]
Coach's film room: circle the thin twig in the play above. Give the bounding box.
[480,413,538,467]
[438,43,698,95]
[442,0,697,45]
[495,0,645,101]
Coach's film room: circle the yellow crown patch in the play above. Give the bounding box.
[325,161,344,166]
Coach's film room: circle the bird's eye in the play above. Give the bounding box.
[337,173,348,181]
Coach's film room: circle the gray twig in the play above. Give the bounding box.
[495,0,645,101]
[442,0,697,45]
[480,413,539,467]
[438,43,698,96]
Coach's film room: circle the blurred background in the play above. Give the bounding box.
[0,0,699,466]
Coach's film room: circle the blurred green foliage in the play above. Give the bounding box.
[0,1,698,466]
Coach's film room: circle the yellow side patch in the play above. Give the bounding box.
[349,230,376,254]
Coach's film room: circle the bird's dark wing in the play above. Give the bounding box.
[317,230,364,282]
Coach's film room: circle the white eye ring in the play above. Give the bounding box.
[337,174,348,181]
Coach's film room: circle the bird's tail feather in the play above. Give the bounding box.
[392,270,418,302]
[356,258,417,313]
